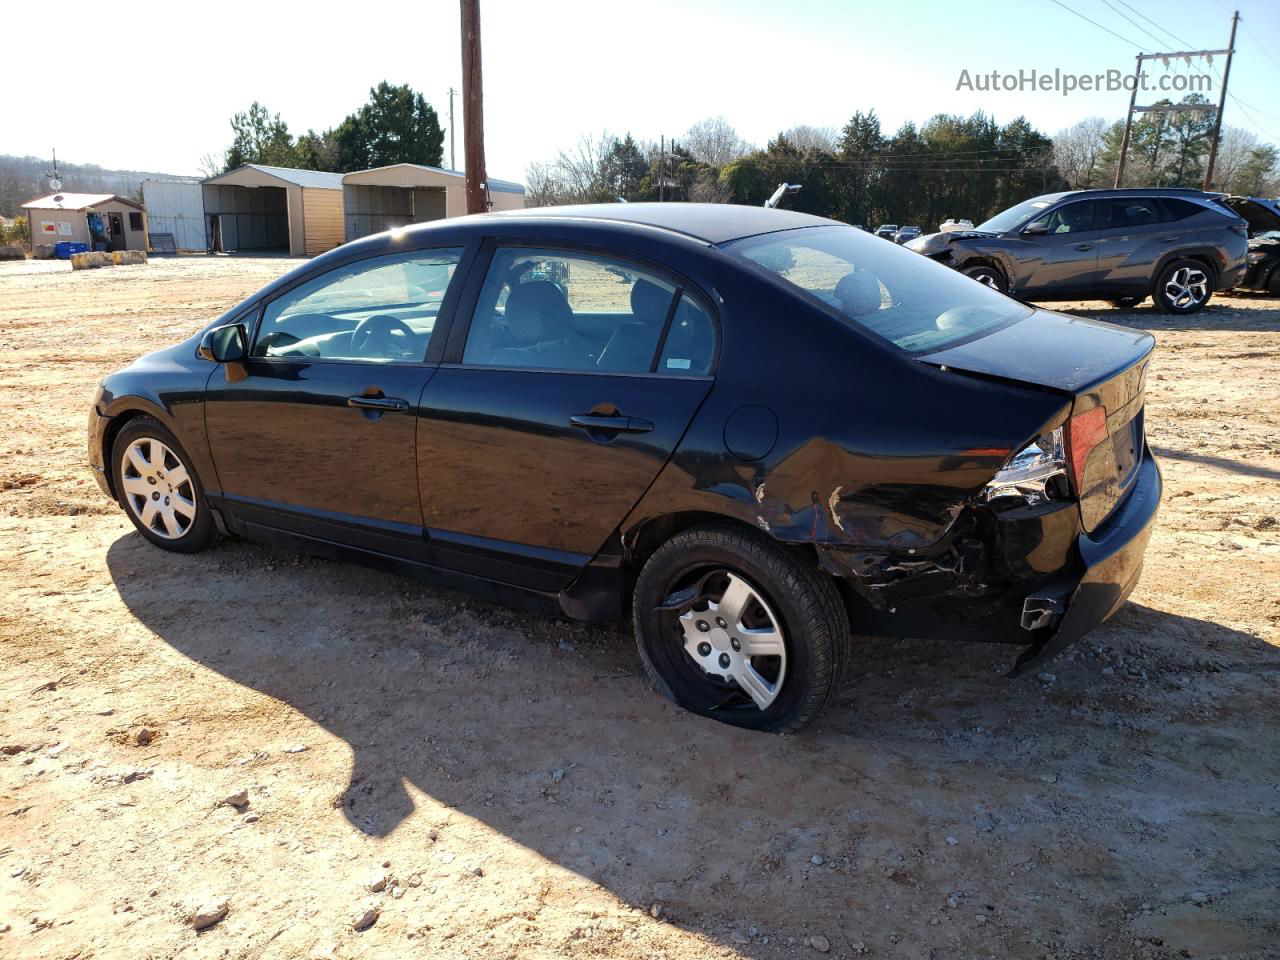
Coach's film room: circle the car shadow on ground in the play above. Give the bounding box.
[106,533,1280,954]
[1044,297,1280,333]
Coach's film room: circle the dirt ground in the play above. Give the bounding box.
[1,254,1277,960]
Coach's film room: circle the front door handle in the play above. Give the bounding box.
[1074,243,1095,251]
[1158,236,1178,242]
[348,395,409,412]
[569,414,654,434]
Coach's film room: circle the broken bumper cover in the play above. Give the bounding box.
[1006,449,1161,677]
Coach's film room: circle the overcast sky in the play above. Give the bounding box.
[6,0,1278,182]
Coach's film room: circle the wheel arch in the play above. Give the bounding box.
[100,404,166,498]
[1153,249,1220,291]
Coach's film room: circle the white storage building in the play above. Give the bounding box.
[140,179,205,251]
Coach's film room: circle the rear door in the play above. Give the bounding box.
[1014,199,1101,297]
[417,244,717,591]
[203,247,465,556]
[1094,197,1177,296]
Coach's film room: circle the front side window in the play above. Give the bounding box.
[1027,200,1098,235]
[462,247,714,375]
[253,248,462,362]
[727,224,1031,355]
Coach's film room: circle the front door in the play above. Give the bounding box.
[1014,198,1101,297]
[108,213,125,252]
[417,245,718,590]
[203,247,465,556]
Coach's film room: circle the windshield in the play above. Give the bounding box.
[727,224,1031,354]
[975,195,1061,233]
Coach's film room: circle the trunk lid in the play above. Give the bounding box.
[918,309,1155,532]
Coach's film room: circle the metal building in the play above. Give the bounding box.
[201,164,345,257]
[341,164,525,242]
[140,179,205,251]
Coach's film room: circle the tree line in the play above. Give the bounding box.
[207,82,445,177]
[526,98,1279,228]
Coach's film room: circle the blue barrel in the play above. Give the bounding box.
[55,242,89,259]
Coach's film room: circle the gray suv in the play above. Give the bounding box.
[906,188,1249,313]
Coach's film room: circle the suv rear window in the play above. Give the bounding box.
[727,225,1031,354]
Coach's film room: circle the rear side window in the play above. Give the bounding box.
[728,224,1030,354]
[1102,199,1160,228]
[462,247,714,375]
[1163,198,1205,221]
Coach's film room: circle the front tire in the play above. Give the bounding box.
[962,264,1006,294]
[1153,259,1213,314]
[112,416,215,553]
[1108,296,1145,309]
[632,525,849,732]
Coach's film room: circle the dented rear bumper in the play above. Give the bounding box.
[818,447,1160,675]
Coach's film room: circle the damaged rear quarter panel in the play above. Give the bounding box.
[620,273,1072,582]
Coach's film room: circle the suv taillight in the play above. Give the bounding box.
[1228,223,1249,238]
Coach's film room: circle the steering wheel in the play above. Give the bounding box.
[351,314,416,359]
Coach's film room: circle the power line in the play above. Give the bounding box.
[1111,0,1193,49]
[1100,0,1172,50]
[1047,0,1144,50]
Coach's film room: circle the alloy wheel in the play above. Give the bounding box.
[1163,266,1208,310]
[120,437,197,540]
[665,569,787,711]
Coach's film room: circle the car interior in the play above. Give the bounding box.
[253,254,459,362]
[462,252,715,375]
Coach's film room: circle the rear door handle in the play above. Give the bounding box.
[348,395,409,411]
[1074,243,1095,251]
[569,414,654,434]
[1158,236,1178,242]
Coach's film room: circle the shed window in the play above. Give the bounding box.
[129,212,143,231]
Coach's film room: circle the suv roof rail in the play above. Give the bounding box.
[1070,186,1210,196]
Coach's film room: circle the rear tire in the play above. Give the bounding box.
[1108,296,1145,309]
[1153,259,1213,314]
[111,416,215,553]
[632,525,850,732]
[962,264,1006,294]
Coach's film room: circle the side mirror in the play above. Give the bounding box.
[198,323,248,363]
[1022,221,1049,236]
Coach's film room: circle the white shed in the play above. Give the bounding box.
[141,179,205,252]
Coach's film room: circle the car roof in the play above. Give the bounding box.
[486,202,835,244]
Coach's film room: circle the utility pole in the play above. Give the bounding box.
[460,0,488,214]
[1111,32,1233,189]
[1114,56,1142,188]
[1203,10,1239,191]
[447,86,457,171]
[658,135,665,202]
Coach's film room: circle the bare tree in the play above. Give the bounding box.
[780,125,838,154]
[683,117,749,169]
[1053,117,1110,188]
[523,134,616,206]
[687,170,733,203]
[197,153,224,179]
[1213,126,1257,193]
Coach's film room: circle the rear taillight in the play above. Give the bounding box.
[1067,406,1108,492]
[1228,223,1249,238]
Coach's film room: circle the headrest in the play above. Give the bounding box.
[505,281,572,343]
[834,268,882,317]
[630,277,673,323]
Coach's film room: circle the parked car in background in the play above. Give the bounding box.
[89,204,1161,732]
[874,224,899,240]
[894,226,922,244]
[1213,195,1280,295]
[906,188,1248,314]
[940,218,975,233]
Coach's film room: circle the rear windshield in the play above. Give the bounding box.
[726,224,1031,354]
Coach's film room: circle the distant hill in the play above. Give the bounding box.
[0,154,197,218]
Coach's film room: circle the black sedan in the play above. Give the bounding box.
[89,204,1161,731]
